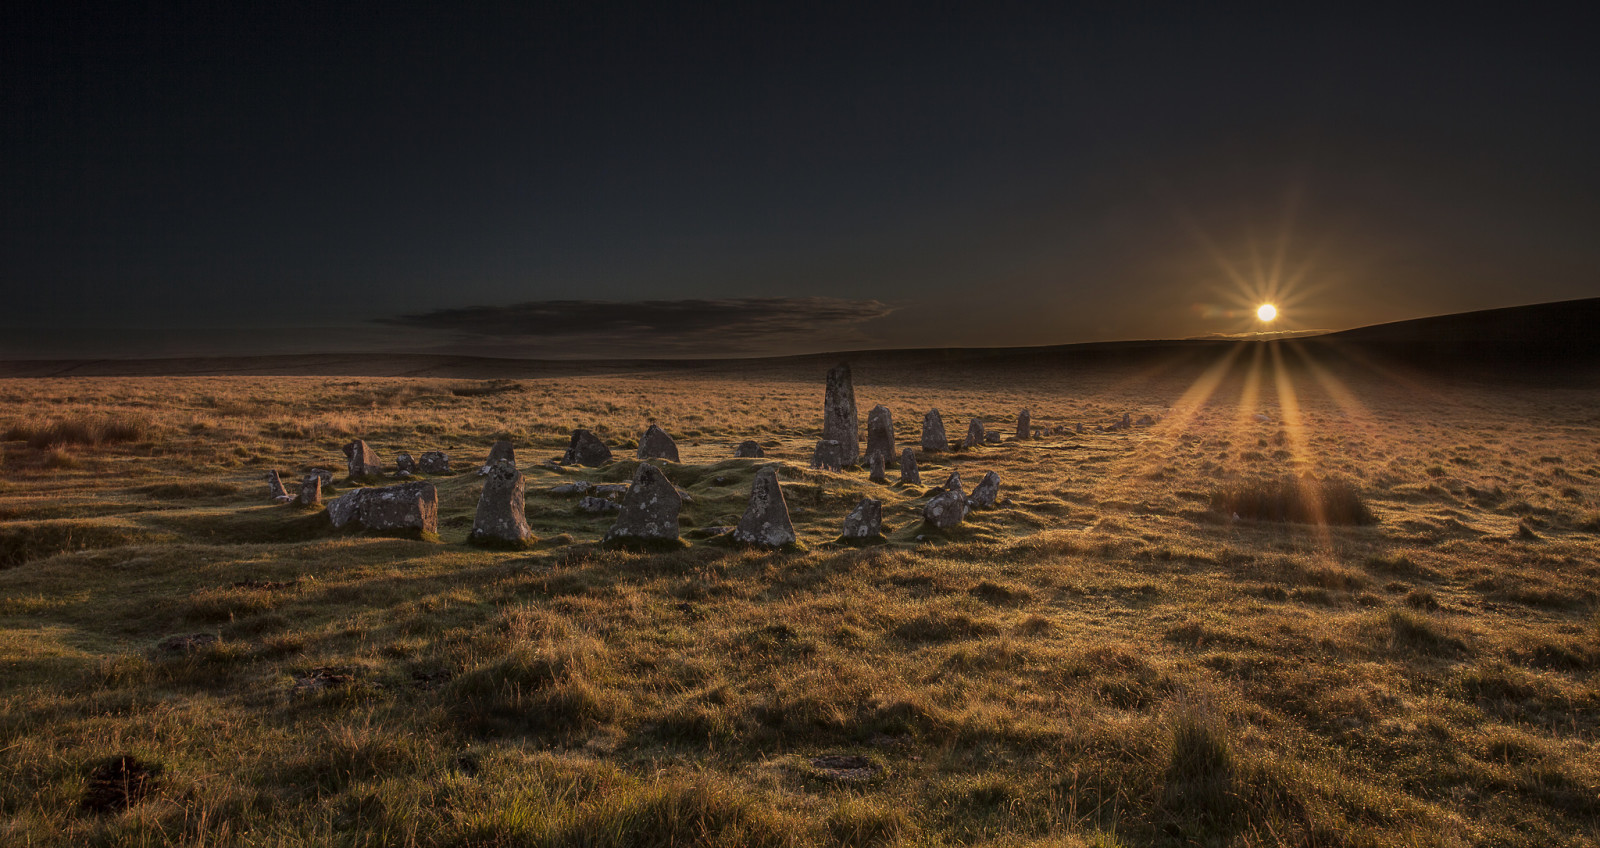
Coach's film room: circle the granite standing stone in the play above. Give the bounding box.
[469,459,532,546]
[418,451,450,474]
[396,453,417,474]
[328,482,438,534]
[898,447,921,485]
[969,471,1001,509]
[869,451,887,483]
[637,424,680,462]
[865,404,894,466]
[841,497,884,539]
[266,470,291,502]
[562,429,613,466]
[811,439,844,472]
[1016,409,1031,441]
[1120,413,1132,429]
[343,439,383,479]
[921,409,948,452]
[822,363,859,466]
[486,440,516,466]
[922,488,969,529]
[734,440,765,458]
[733,467,796,548]
[942,470,964,496]
[603,462,683,545]
[963,418,985,449]
[578,496,621,514]
[297,474,322,507]
[307,468,335,487]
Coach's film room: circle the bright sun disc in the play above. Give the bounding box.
[1256,303,1278,322]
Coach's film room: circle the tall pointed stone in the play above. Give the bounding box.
[969,471,1001,509]
[470,459,532,546]
[343,439,382,479]
[963,418,985,449]
[841,497,884,539]
[822,363,859,466]
[865,404,894,466]
[637,424,680,462]
[562,429,613,466]
[899,448,921,485]
[733,467,796,548]
[1016,409,1031,441]
[603,462,683,547]
[921,409,948,452]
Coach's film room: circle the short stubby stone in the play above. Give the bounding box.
[562,429,613,466]
[328,482,438,535]
[963,418,986,449]
[841,497,884,539]
[822,363,859,466]
[486,440,516,467]
[418,451,450,474]
[984,430,1002,444]
[921,409,948,452]
[733,466,796,548]
[735,440,765,458]
[811,439,844,472]
[470,459,532,546]
[266,470,291,502]
[1016,409,1031,441]
[869,451,887,483]
[923,488,969,530]
[603,462,682,545]
[297,475,322,507]
[899,447,921,485]
[396,453,417,474]
[942,470,964,497]
[578,496,620,514]
[637,424,681,462]
[307,468,335,487]
[865,404,894,466]
[549,481,593,496]
[969,470,1001,509]
[343,439,382,479]
[1074,423,1085,435]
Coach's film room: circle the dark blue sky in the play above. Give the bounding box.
[4,4,1597,357]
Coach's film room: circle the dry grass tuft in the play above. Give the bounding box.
[1212,475,1376,525]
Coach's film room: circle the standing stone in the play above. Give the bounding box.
[603,462,683,546]
[1074,423,1085,435]
[732,467,796,548]
[562,429,613,466]
[396,453,417,474]
[811,439,844,472]
[307,468,335,488]
[869,451,887,483]
[865,404,894,466]
[822,363,859,466]
[1016,409,1031,441]
[265,470,291,502]
[1120,413,1132,429]
[898,448,921,485]
[469,459,531,546]
[841,497,884,539]
[418,451,450,474]
[297,474,322,507]
[329,482,438,534]
[963,418,985,449]
[923,489,969,530]
[942,470,965,496]
[343,440,382,479]
[637,424,680,462]
[921,409,948,452]
[735,440,765,458]
[969,471,1001,509]
[486,440,516,467]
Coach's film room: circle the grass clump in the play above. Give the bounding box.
[1212,475,1376,526]
[4,413,150,448]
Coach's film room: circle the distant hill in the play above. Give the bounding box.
[1309,297,1600,369]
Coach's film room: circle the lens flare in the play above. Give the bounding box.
[1257,303,1278,322]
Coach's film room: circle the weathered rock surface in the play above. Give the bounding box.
[470,460,531,546]
[921,409,948,452]
[1016,409,1031,441]
[343,440,382,479]
[637,425,680,462]
[922,489,968,530]
[396,453,417,474]
[549,481,593,496]
[865,404,894,466]
[822,363,859,466]
[963,418,985,449]
[1120,413,1132,428]
[899,448,921,485]
[811,439,844,472]
[1074,423,1085,434]
[603,462,682,545]
[562,429,613,466]
[578,496,620,514]
[592,483,629,498]
[486,440,516,467]
[841,497,884,539]
[418,451,450,474]
[942,470,964,496]
[266,470,291,502]
[869,451,887,483]
[733,467,796,548]
[296,475,321,507]
[735,440,765,458]
[328,482,438,534]
[969,471,1000,509]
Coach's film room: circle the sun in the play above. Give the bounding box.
[1256,303,1278,322]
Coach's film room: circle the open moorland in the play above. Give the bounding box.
[1,341,1598,847]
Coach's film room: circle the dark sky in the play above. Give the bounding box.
[4,4,1597,358]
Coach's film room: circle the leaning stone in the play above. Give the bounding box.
[811,439,844,472]
[942,471,964,497]
[297,475,322,507]
[396,453,417,474]
[1016,409,1031,441]
[923,489,969,530]
[562,429,613,466]
[418,451,450,474]
[603,462,683,546]
[266,470,292,503]
[822,363,859,466]
[732,467,796,548]
[343,439,382,479]
[469,460,532,547]
[963,418,985,449]
[548,481,593,496]
[921,409,948,452]
[968,471,1000,509]
[899,448,921,485]
[578,496,620,514]
[735,440,765,458]
[869,451,887,483]
[865,404,894,466]
[841,497,884,539]
[637,424,680,462]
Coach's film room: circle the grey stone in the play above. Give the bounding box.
[811,439,844,472]
[1016,409,1031,441]
[307,468,335,487]
[343,439,382,479]
[1120,413,1132,428]
[841,497,884,539]
[822,363,859,466]
[487,440,516,467]
[1074,423,1085,434]
[328,482,438,534]
[963,418,985,448]
[898,448,921,485]
[735,440,765,458]
[266,470,291,502]
[984,430,1001,444]
[921,409,948,452]
[968,471,1000,509]
[470,460,531,546]
[296,475,321,507]
[865,404,894,467]
[592,483,629,498]
[418,451,450,474]
[922,488,968,530]
[637,424,680,462]
[396,453,417,474]
[578,496,620,514]
[562,429,613,466]
[1137,414,1156,426]
[942,470,964,497]
[603,462,682,545]
[733,466,796,548]
[869,451,887,483]
[549,481,593,496]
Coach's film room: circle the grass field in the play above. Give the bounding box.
[1,345,1597,846]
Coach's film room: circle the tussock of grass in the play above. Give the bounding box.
[1212,475,1376,525]
[4,414,150,448]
